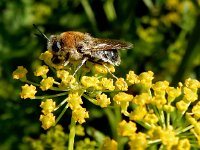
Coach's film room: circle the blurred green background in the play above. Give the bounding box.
[0,0,200,149]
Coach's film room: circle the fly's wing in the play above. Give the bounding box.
[88,38,133,51]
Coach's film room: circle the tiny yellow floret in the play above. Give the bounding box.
[177,139,191,150]
[96,78,115,91]
[34,65,49,77]
[20,84,37,99]
[72,107,89,124]
[12,66,28,80]
[96,93,111,108]
[115,78,128,91]
[128,132,148,150]
[57,70,69,80]
[81,76,99,88]
[40,77,54,91]
[126,70,139,85]
[39,113,55,130]
[113,92,133,102]
[118,120,137,136]
[40,99,56,115]
[176,100,189,112]
[138,71,154,88]
[100,137,118,150]
[67,92,83,110]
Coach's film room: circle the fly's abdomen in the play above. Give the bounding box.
[89,50,121,66]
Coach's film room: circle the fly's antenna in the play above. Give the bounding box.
[33,24,49,41]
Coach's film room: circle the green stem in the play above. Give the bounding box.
[34,92,68,100]
[68,117,76,150]
[55,104,68,125]
[176,124,194,135]
[83,94,97,105]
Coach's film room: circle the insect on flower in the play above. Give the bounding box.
[33,24,133,76]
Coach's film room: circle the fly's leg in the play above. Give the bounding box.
[73,57,88,76]
[102,63,118,80]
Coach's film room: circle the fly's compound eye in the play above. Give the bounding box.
[52,41,61,52]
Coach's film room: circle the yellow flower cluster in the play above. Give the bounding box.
[67,92,89,124]
[39,99,56,129]
[13,49,200,149]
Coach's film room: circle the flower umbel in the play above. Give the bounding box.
[14,49,200,149]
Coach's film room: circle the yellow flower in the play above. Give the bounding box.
[118,120,137,136]
[177,139,191,150]
[39,113,55,130]
[93,63,115,74]
[184,87,198,102]
[113,92,133,102]
[129,106,147,121]
[75,125,85,136]
[96,93,111,108]
[59,75,76,89]
[148,126,162,140]
[151,95,167,109]
[176,100,189,112]
[152,81,169,96]
[115,78,128,91]
[40,77,54,91]
[185,78,199,90]
[39,51,53,64]
[144,113,158,124]
[166,86,181,102]
[57,70,69,80]
[192,101,200,119]
[128,132,148,150]
[81,76,99,88]
[133,93,151,106]
[160,127,179,149]
[40,99,56,115]
[100,137,118,150]
[12,66,28,80]
[163,105,175,113]
[20,84,37,99]
[72,107,89,124]
[185,113,197,125]
[67,92,83,110]
[126,71,139,85]
[194,122,200,135]
[34,65,49,77]
[138,71,154,89]
[95,78,115,91]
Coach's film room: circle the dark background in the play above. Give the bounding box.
[0,0,200,149]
